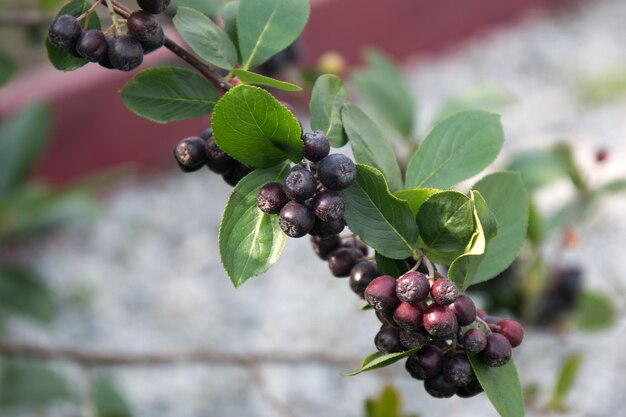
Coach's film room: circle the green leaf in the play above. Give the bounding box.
[309,74,348,147]
[0,360,74,408]
[416,191,474,253]
[367,385,401,417]
[596,179,626,195]
[570,291,615,331]
[120,67,219,123]
[468,356,524,417]
[338,165,418,259]
[212,85,303,167]
[552,143,586,191]
[0,266,57,323]
[219,164,289,287]
[343,344,424,376]
[0,103,51,198]
[232,69,302,91]
[405,111,504,189]
[469,172,529,286]
[433,84,514,124]
[374,252,409,277]
[221,1,240,56]
[92,377,133,417]
[342,104,403,191]
[395,188,440,216]
[45,0,101,71]
[0,51,16,87]
[171,0,221,16]
[547,354,583,412]
[238,0,310,69]
[173,7,238,69]
[352,49,415,139]
[506,150,567,193]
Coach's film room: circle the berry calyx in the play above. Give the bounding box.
[127,10,164,54]
[327,247,362,277]
[76,30,107,62]
[430,279,459,305]
[396,271,430,304]
[283,166,317,202]
[349,260,379,297]
[496,319,524,348]
[48,15,82,49]
[423,304,458,339]
[301,131,330,162]
[257,183,289,214]
[317,154,356,191]
[364,276,400,316]
[173,136,207,172]
[312,190,345,222]
[374,325,404,354]
[278,201,315,238]
[479,333,512,367]
[137,0,171,14]
[107,34,144,72]
[462,328,487,354]
[450,294,476,326]
[405,344,444,380]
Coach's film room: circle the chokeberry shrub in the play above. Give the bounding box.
[45,0,531,415]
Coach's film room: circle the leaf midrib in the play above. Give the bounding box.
[243,2,279,69]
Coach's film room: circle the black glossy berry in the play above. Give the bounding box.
[310,235,341,260]
[405,344,444,380]
[393,302,422,329]
[349,260,378,297]
[450,294,476,326]
[312,190,345,222]
[342,238,368,257]
[311,217,345,238]
[48,15,82,49]
[399,328,427,349]
[423,304,458,339]
[283,166,317,202]
[137,0,171,14]
[374,325,404,354]
[257,183,289,214]
[462,328,487,354]
[127,10,164,53]
[76,30,107,62]
[431,279,459,305]
[396,271,430,304]
[424,374,457,398]
[456,376,483,398]
[327,247,362,277]
[497,319,524,348]
[205,137,234,174]
[302,131,330,162]
[479,333,512,367]
[173,136,206,172]
[222,163,253,187]
[317,154,356,191]
[200,127,213,140]
[364,276,399,316]
[443,353,473,387]
[107,34,143,72]
[278,201,315,238]
[98,38,115,69]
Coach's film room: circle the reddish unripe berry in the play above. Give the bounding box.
[450,294,476,326]
[349,261,378,297]
[256,183,289,213]
[310,235,341,260]
[431,279,459,305]
[424,374,457,398]
[423,304,458,339]
[405,344,444,380]
[462,328,487,354]
[595,148,608,163]
[393,302,423,329]
[479,333,512,367]
[364,276,399,315]
[497,319,524,348]
[374,325,404,354]
[476,308,488,319]
[443,353,473,387]
[327,247,362,277]
[396,271,430,304]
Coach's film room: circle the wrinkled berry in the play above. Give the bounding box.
[406,344,444,380]
[349,260,378,297]
[423,304,458,339]
[284,166,317,202]
[399,328,427,349]
[393,302,422,329]
[48,15,82,49]
[431,279,458,305]
[327,247,362,277]
[137,0,171,14]
[450,294,476,326]
[222,163,253,186]
[462,328,487,354]
[127,10,164,53]
[311,217,345,238]
[424,374,458,398]
[310,235,342,260]
[76,30,107,62]
[257,183,289,213]
[374,325,404,354]
[443,353,473,387]
[479,333,512,367]
[173,136,206,172]
[497,319,524,348]
[278,201,315,238]
[317,154,356,191]
[364,276,399,316]
[396,271,430,304]
[107,34,143,72]
[312,190,345,222]
[302,131,330,162]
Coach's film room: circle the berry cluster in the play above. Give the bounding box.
[173,127,253,187]
[363,270,525,399]
[47,0,167,72]
[256,131,356,238]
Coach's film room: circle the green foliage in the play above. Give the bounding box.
[552,143,586,191]
[468,355,524,417]
[374,253,410,277]
[221,2,240,55]
[506,149,567,193]
[547,354,583,412]
[0,266,57,323]
[342,104,403,191]
[344,344,425,376]
[120,67,219,123]
[339,165,418,259]
[309,74,349,147]
[232,69,302,91]
[92,376,134,417]
[173,7,238,69]
[394,188,440,216]
[171,0,221,17]
[237,0,310,69]
[45,0,101,71]
[405,111,504,189]
[0,51,16,87]
[212,85,303,167]
[416,191,474,253]
[352,49,416,140]
[0,103,51,199]
[571,291,615,331]
[219,164,289,287]
[364,385,400,417]
[434,84,514,124]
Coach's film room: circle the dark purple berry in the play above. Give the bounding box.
[278,201,315,238]
[127,10,164,53]
[399,328,427,349]
[173,136,206,172]
[342,238,368,257]
[302,131,330,162]
[374,325,404,354]
[200,127,213,140]
[479,333,512,367]
[349,260,378,297]
[48,15,81,49]
[257,183,289,213]
[450,294,476,326]
[431,279,459,305]
[137,0,171,14]
[482,315,501,325]
[424,374,457,398]
[222,163,253,186]
[396,271,430,304]
[405,344,444,380]
[311,217,345,238]
[423,304,458,339]
[462,328,487,354]
[98,38,116,69]
[497,319,524,348]
[310,235,342,260]
[443,353,473,387]
[364,276,399,316]
[327,247,362,277]
[457,376,483,398]
[107,34,143,72]
[312,190,345,222]
[283,166,317,202]
[76,30,107,62]
[393,302,422,329]
[205,137,234,174]
[317,154,356,191]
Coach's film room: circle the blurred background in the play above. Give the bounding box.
[1,0,626,416]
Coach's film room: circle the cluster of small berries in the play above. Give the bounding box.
[173,128,253,187]
[364,270,525,399]
[310,234,371,279]
[256,131,356,238]
[47,0,168,72]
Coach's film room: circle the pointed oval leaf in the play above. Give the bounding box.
[342,104,403,191]
[219,164,289,287]
[338,164,418,259]
[374,252,409,277]
[343,344,425,376]
[309,74,348,147]
[212,85,303,167]
[92,377,133,417]
[221,1,240,55]
[238,0,310,69]
[468,355,524,417]
[416,191,474,253]
[232,69,302,91]
[395,188,441,216]
[405,110,504,189]
[120,67,219,123]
